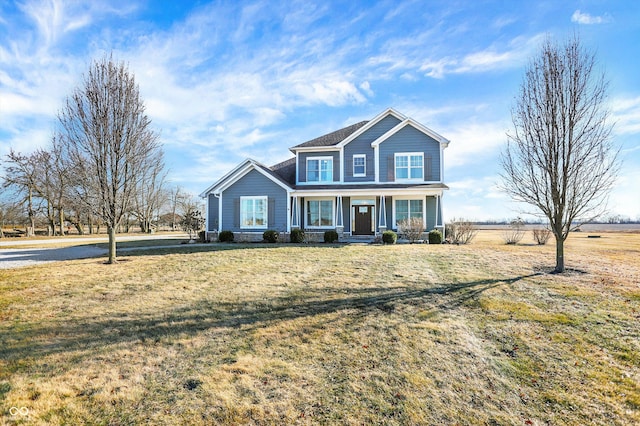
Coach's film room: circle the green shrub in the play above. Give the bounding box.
[382,230,397,244]
[324,230,339,243]
[263,230,279,243]
[428,229,442,244]
[290,228,305,243]
[218,230,234,242]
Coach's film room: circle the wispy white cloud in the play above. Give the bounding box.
[611,96,640,135]
[440,121,509,168]
[571,10,612,25]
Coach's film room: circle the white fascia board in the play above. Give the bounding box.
[199,158,255,197]
[336,107,407,148]
[292,187,445,197]
[371,118,450,148]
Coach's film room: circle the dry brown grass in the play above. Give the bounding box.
[0,231,639,425]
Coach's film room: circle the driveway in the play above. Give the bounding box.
[0,233,190,269]
[0,245,108,269]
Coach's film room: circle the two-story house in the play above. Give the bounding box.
[200,108,450,241]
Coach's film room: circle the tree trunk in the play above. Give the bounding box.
[555,236,565,273]
[59,207,65,236]
[27,187,35,237]
[107,226,117,264]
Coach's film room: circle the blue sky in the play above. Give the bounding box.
[1,0,639,221]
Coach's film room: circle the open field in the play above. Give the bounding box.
[0,231,639,425]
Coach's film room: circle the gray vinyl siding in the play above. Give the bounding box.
[207,194,219,231]
[379,125,441,182]
[344,115,401,182]
[221,169,288,232]
[342,197,351,233]
[297,151,340,183]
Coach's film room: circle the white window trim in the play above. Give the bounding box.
[305,198,335,228]
[306,156,334,183]
[353,154,366,177]
[395,152,424,182]
[392,197,426,229]
[240,196,268,229]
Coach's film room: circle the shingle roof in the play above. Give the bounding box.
[292,121,369,148]
[269,157,296,186]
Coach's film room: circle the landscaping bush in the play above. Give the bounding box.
[263,230,279,243]
[532,228,552,245]
[218,230,234,242]
[398,217,425,243]
[446,218,477,244]
[198,230,207,243]
[290,228,305,243]
[502,218,525,244]
[382,230,397,244]
[428,229,442,244]
[324,230,339,243]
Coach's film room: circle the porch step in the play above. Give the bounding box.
[343,235,376,243]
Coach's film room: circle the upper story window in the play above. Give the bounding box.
[307,157,333,182]
[353,154,366,177]
[395,153,423,181]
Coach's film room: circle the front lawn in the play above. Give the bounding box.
[1,232,638,424]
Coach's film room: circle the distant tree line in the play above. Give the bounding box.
[0,150,202,238]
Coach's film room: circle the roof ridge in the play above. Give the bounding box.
[292,120,369,149]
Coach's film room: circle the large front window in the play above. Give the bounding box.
[307,199,334,227]
[395,153,423,180]
[307,157,333,182]
[395,199,423,226]
[241,196,267,228]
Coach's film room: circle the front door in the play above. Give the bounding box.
[354,205,373,235]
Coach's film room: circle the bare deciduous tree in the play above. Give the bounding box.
[131,150,166,233]
[57,54,162,263]
[2,149,39,236]
[500,35,620,272]
[32,139,69,236]
[167,185,188,231]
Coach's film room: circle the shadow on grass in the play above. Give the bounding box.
[116,242,349,257]
[0,274,539,365]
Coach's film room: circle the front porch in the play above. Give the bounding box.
[289,192,444,237]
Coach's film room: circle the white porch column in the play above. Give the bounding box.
[336,196,344,236]
[291,196,300,229]
[378,195,387,233]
